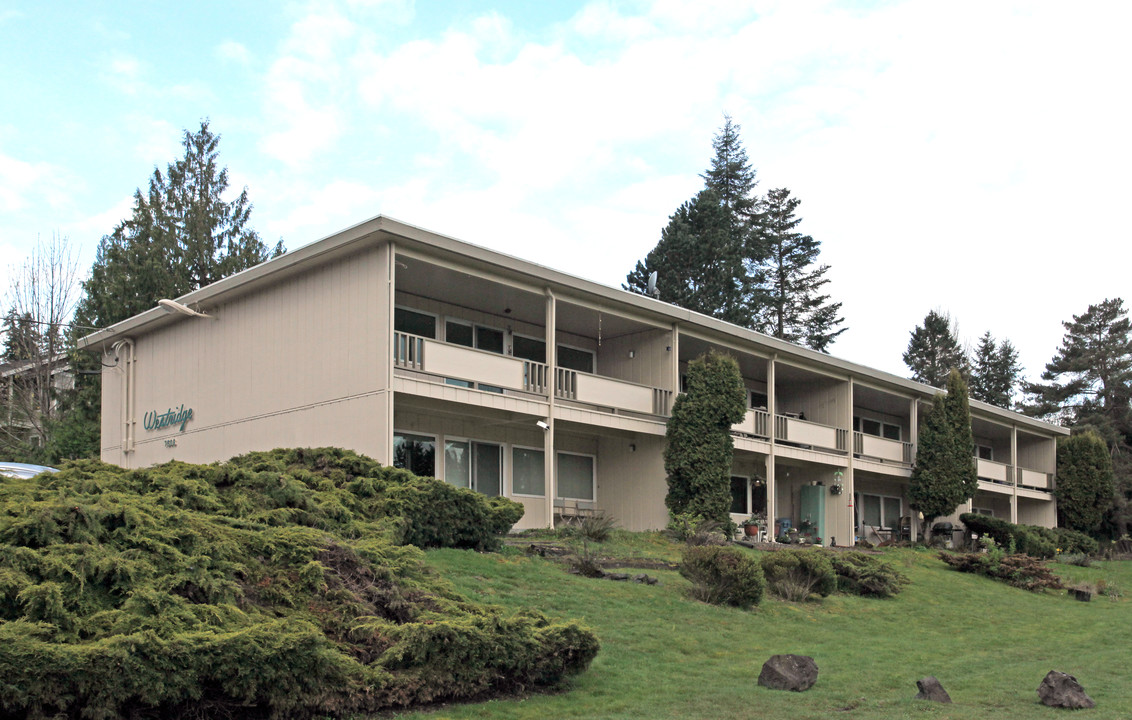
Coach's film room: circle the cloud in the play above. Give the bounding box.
[0,153,75,212]
[216,40,253,65]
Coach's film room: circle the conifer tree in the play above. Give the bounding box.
[909,369,978,540]
[969,331,1022,408]
[1055,431,1115,535]
[755,187,845,351]
[664,351,747,523]
[903,310,966,388]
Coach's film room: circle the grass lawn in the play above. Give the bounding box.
[391,532,1131,720]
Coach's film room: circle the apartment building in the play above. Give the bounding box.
[78,215,1067,542]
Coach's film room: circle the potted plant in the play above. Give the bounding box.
[740,512,767,537]
[830,469,844,495]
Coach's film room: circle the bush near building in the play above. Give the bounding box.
[760,548,837,602]
[959,513,1098,557]
[679,545,765,608]
[0,448,598,719]
[829,551,910,598]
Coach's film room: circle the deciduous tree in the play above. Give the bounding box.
[909,369,978,540]
[664,351,747,523]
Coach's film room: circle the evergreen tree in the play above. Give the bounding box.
[664,351,747,523]
[755,187,845,352]
[624,189,747,323]
[63,121,284,461]
[903,310,966,388]
[1055,431,1115,535]
[969,331,1022,408]
[1024,298,1132,534]
[908,369,978,540]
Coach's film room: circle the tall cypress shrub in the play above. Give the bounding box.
[664,351,747,523]
[909,369,978,540]
[1055,431,1115,534]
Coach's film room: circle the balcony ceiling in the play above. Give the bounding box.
[396,255,545,327]
[679,335,768,381]
[854,384,911,416]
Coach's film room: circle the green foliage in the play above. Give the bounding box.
[0,448,595,718]
[573,514,616,543]
[679,546,765,608]
[969,331,1022,408]
[755,187,845,352]
[759,549,836,601]
[938,551,1064,592]
[829,551,909,598]
[664,352,747,524]
[903,310,966,388]
[960,513,1099,559]
[1055,431,1116,534]
[664,511,729,546]
[909,369,978,534]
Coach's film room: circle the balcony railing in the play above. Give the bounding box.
[1017,466,1052,491]
[976,458,1014,485]
[732,408,771,438]
[853,432,913,464]
[774,415,848,453]
[394,332,547,394]
[555,368,671,415]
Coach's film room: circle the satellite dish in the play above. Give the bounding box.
[647,271,658,298]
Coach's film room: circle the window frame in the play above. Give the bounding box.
[394,306,438,339]
[392,429,437,478]
[857,491,903,530]
[512,333,547,363]
[555,450,596,501]
[557,343,595,374]
[510,444,546,498]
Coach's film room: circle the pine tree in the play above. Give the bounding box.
[755,187,845,352]
[908,369,978,540]
[63,121,284,461]
[664,351,747,523]
[903,310,966,388]
[969,331,1022,408]
[1055,431,1115,535]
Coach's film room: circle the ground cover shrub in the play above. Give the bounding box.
[829,551,910,598]
[0,448,597,719]
[665,512,729,546]
[760,549,836,602]
[960,513,1097,559]
[679,546,764,608]
[1052,528,1099,556]
[938,549,1064,592]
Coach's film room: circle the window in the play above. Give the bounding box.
[395,307,436,339]
[860,418,882,436]
[974,444,994,460]
[393,432,435,477]
[512,447,545,496]
[445,320,503,354]
[973,507,995,516]
[730,476,768,515]
[558,345,594,373]
[557,452,594,500]
[444,440,501,496]
[855,415,902,441]
[882,423,901,441]
[858,493,902,529]
[750,391,768,409]
[513,335,546,363]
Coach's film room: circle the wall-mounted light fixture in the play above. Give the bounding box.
[536,420,550,431]
[628,350,635,358]
[158,299,212,319]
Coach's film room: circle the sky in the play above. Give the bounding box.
[1,0,1129,384]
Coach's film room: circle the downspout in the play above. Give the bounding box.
[544,287,557,529]
[111,339,136,465]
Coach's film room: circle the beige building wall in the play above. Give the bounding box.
[599,329,673,389]
[1018,497,1057,526]
[1017,435,1057,472]
[99,247,390,467]
[596,433,667,530]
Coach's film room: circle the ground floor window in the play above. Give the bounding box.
[512,446,545,496]
[557,452,595,501]
[443,440,501,496]
[394,432,435,478]
[857,492,901,529]
[729,475,767,515]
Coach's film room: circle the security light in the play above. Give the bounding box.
[536,420,550,431]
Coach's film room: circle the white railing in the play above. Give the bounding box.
[1018,466,1052,490]
[556,368,670,415]
[976,458,1013,485]
[853,432,913,464]
[775,415,848,452]
[732,408,770,438]
[393,331,425,370]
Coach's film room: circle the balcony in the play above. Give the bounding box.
[732,408,770,438]
[1018,466,1052,491]
[555,368,672,416]
[774,415,848,453]
[394,332,546,395]
[853,432,913,465]
[977,458,1014,486]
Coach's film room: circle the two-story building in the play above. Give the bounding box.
[78,215,1067,542]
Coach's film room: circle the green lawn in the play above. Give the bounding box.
[393,533,1131,720]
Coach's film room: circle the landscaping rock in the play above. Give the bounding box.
[914,676,952,703]
[757,654,818,692]
[1038,671,1095,709]
[605,572,630,581]
[632,573,658,585]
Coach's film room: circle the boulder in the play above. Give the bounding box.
[757,654,818,692]
[1038,671,1095,709]
[914,676,952,703]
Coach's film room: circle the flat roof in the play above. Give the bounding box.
[78,214,1068,436]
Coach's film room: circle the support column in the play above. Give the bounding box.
[544,288,557,528]
[670,322,680,393]
[765,453,776,540]
[766,355,777,541]
[910,397,920,541]
[1010,425,1019,524]
[842,378,855,548]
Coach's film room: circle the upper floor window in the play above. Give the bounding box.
[395,307,436,339]
[513,335,546,363]
[445,320,504,354]
[974,444,994,461]
[558,345,594,374]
